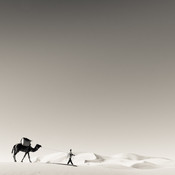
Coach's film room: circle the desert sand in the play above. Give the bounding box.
[2,152,175,175]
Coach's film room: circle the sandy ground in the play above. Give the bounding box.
[7,152,175,174]
[0,162,175,175]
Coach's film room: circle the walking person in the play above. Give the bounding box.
[67,149,75,165]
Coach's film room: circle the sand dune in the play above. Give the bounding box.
[0,153,174,175]
[32,152,175,169]
[1,161,175,175]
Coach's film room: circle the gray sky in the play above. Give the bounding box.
[1,0,175,162]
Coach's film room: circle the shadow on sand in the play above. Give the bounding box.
[47,162,77,167]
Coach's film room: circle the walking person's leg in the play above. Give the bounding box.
[67,158,71,165]
[70,158,74,165]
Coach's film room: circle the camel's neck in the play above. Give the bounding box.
[31,145,39,152]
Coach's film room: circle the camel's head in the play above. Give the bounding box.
[36,144,42,149]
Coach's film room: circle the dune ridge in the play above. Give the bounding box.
[32,152,175,169]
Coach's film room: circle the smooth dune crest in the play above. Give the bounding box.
[32,152,175,169]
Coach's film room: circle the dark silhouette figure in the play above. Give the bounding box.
[11,143,42,162]
[67,149,75,165]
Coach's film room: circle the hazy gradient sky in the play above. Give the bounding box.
[1,0,175,162]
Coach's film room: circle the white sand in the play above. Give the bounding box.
[1,162,175,175]
[4,152,175,175]
[33,152,175,168]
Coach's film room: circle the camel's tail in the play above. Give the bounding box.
[11,146,15,154]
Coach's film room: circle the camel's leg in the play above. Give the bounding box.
[21,152,27,162]
[28,153,32,163]
[13,150,18,162]
[13,153,17,162]
[12,146,17,162]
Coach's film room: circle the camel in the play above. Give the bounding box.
[11,143,42,162]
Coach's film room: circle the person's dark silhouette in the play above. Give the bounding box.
[67,149,75,165]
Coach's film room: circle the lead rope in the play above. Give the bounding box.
[42,146,67,153]
[42,146,70,160]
